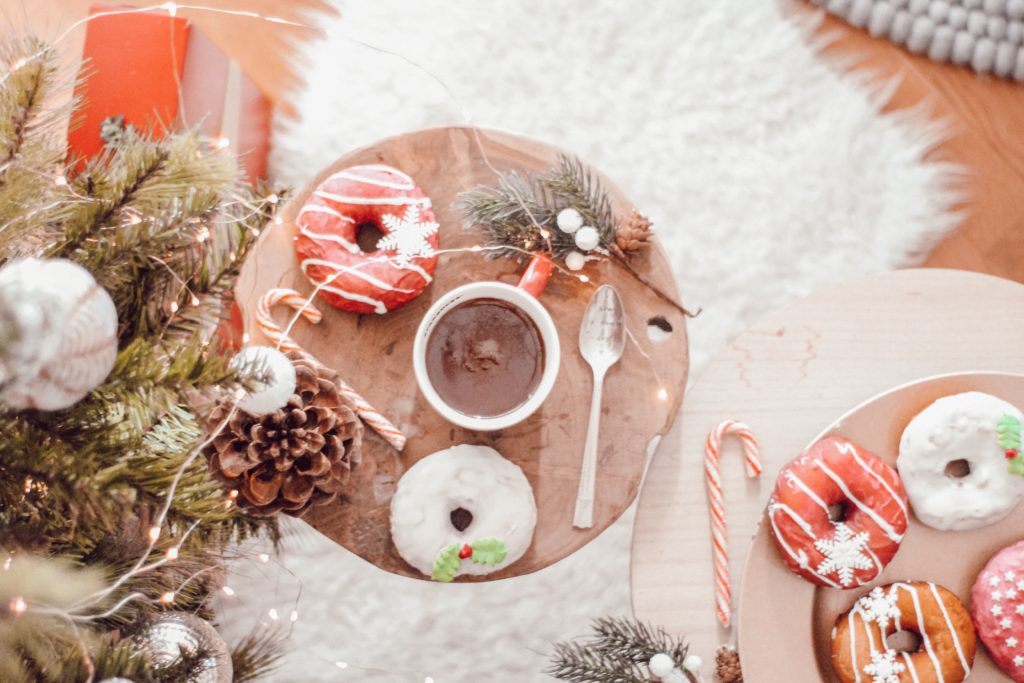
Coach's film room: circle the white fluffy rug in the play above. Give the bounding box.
[218,1,960,680]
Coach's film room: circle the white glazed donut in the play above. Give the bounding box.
[390,444,537,579]
[898,391,1024,530]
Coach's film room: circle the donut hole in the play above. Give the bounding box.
[886,629,922,654]
[944,459,971,479]
[355,222,385,253]
[827,502,848,523]
[450,507,473,533]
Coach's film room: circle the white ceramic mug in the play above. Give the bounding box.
[413,256,560,431]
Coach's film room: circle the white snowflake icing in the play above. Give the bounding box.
[814,523,873,586]
[1008,636,1020,648]
[994,591,1005,601]
[1001,618,1013,630]
[1007,588,1019,599]
[1007,571,1017,581]
[863,650,906,683]
[991,576,1003,588]
[1017,605,1024,616]
[992,604,1004,616]
[1016,579,1024,591]
[1015,655,1024,667]
[376,205,439,268]
[859,587,901,629]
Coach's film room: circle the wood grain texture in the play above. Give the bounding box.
[0,0,332,115]
[234,126,690,581]
[801,4,1024,281]
[630,269,1024,672]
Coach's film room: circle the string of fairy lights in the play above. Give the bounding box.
[2,2,685,680]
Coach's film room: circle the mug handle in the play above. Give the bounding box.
[517,253,554,298]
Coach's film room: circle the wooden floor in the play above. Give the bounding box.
[6,1,1023,281]
[805,6,1024,281]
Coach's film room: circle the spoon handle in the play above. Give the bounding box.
[573,371,605,529]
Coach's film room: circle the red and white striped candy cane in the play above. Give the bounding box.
[704,420,762,629]
[255,288,407,452]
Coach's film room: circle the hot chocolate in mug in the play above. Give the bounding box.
[412,255,560,431]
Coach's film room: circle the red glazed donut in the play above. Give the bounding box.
[293,164,440,314]
[767,436,908,588]
[971,540,1024,681]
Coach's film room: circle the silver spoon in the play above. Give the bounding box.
[573,284,626,529]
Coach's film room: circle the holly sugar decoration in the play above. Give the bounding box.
[998,414,1024,475]
[0,258,117,411]
[431,537,508,582]
[230,345,296,416]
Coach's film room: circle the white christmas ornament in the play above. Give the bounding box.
[556,207,584,234]
[565,251,587,271]
[230,346,296,416]
[649,653,675,677]
[574,225,600,251]
[0,258,117,411]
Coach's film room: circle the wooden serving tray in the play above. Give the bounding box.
[739,372,1024,681]
[234,127,690,581]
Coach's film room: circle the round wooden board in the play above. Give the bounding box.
[234,126,690,581]
[741,372,1024,681]
[629,269,1024,674]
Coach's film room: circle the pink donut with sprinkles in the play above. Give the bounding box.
[767,437,908,589]
[293,164,440,314]
[971,540,1024,680]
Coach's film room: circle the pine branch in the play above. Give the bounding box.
[231,626,286,682]
[547,617,691,683]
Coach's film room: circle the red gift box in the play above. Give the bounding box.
[68,4,271,181]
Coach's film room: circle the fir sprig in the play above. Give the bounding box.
[547,617,692,683]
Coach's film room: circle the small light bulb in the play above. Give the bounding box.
[215,136,230,150]
[3,557,11,570]
[579,274,590,283]
[148,526,161,542]
[656,387,668,401]
[267,193,279,204]
[10,596,26,615]
[424,677,434,683]
[12,58,27,70]
[470,245,483,252]
[169,301,179,313]
[335,662,349,670]
[162,1,177,17]
[241,333,251,344]
[539,229,551,239]
[290,610,298,622]
[160,591,175,604]
[258,552,270,563]
[196,226,210,243]
[229,490,239,499]
[166,547,178,560]
[190,295,200,306]
[53,175,67,186]
[222,586,235,596]
[268,608,279,620]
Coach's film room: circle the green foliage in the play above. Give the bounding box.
[0,34,283,681]
[547,616,692,683]
[998,414,1022,451]
[231,626,286,683]
[470,537,507,566]
[431,544,462,582]
[457,153,617,262]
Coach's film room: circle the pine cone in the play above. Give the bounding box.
[204,351,362,517]
[715,646,743,683]
[615,209,653,256]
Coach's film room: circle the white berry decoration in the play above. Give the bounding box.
[556,207,584,234]
[648,653,675,678]
[574,225,600,251]
[0,258,117,411]
[231,346,297,416]
[565,251,587,271]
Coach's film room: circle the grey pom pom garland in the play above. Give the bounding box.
[813,0,1024,80]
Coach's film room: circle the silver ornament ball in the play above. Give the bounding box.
[231,345,297,415]
[573,226,600,252]
[131,612,232,683]
[648,652,675,677]
[0,258,117,411]
[556,207,584,234]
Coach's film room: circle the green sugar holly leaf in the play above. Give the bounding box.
[1009,456,1024,477]
[431,544,462,582]
[470,538,507,566]
[998,414,1023,451]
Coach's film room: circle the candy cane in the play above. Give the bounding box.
[255,288,407,451]
[704,420,761,629]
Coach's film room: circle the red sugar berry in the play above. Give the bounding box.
[1006,449,1018,460]
[458,544,472,560]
